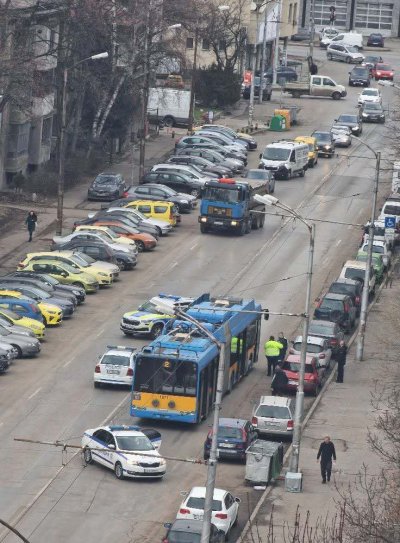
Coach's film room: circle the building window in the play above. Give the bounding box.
[293,2,298,22]
[41,117,52,144]
[186,37,194,49]
[202,39,210,50]
[7,123,30,158]
[218,40,226,51]
[314,0,347,27]
[288,3,293,22]
[355,2,393,30]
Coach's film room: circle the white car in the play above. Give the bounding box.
[94,345,136,387]
[358,88,382,105]
[82,425,166,480]
[176,487,240,536]
[290,335,332,368]
[361,240,391,269]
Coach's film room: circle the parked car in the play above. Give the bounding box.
[141,171,203,198]
[151,163,213,184]
[77,210,160,238]
[339,259,376,298]
[8,271,85,304]
[0,307,46,339]
[314,293,357,331]
[125,183,197,213]
[242,76,272,101]
[175,135,247,162]
[334,113,362,135]
[176,146,245,174]
[251,396,295,439]
[242,168,275,194]
[194,131,248,159]
[328,278,363,316]
[196,124,257,150]
[87,173,126,201]
[124,199,179,227]
[290,335,332,369]
[0,323,41,357]
[311,130,335,157]
[73,225,138,252]
[291,28,311,41]
[367,33,384,47]
[163,520,225,543]
[361,102,385,123]
[358,87,381,105]
[53,231,135,259]
[360,240,391,269]
[282,355,325,396]
[94,345,136,387]
[327,44,364,64]
[203,418,257,462]
[356,251,385,283]
[167,154,233,178]
[85,221,157,252]
[372,63,394,80]
[50,239,137,269]
[348,65,370,86]
[176,487,240,537]
[95,206,172,236]
[1,273,78,307]
[330,125,352,147]
[20,261,99,293]
[264,66,298,84]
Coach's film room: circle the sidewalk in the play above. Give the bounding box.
[241,268,400,542]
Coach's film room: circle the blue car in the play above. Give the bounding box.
[0,297,44,323]
[203,418,257,462]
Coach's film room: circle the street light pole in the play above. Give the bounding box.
[254,194,315,486]
[258,3,269,104]
[188,27,199,134]
[248,0,262,128]
[355,142,381,361]
[56,52,108,235]
[308,0,315,60]
[272,0,282,86]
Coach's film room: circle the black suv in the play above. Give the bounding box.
[141,171,203,198]
[88,173,127,201]
[163,520,225,543]
[348,66,370,87]
[124,184,196,213]
[328,278,363,316]
[311,130,335,157]
[51,239,137,270]
[314,293,357,332]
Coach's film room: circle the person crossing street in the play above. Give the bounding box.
[264,335,283,376]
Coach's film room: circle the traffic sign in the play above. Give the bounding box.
[385,216,396,229]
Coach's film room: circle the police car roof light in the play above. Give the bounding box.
[109,425,140,432]
[106,345,136,351]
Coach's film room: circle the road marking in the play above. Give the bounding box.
[190,243,198,251]
[63,357,74,368]
[335,239,342,246]
[95,327,105,338]
[168,261,178,271]
[28,388,41,400]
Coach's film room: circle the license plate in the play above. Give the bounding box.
[219,443,234,448]
[288,379,298,385]
[214,221,223,225]
[194,514,203,521]
[107,369,120,374]
[265,421,280,426]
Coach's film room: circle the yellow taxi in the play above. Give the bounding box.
[18,252,114,287]
[123,200,178,226]
[74,225,137,250]
[0,307,46,339]
[0,290,62,326]
[295,136,318,168]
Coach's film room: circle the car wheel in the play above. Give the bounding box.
[155,226,162,237]
[299,167,305,178]
[163,116,174,128]
[114,461,124,479]
[72,282,85,290]
[151,323,164,339]
[190,188,200,197]
[327,53,332,60]
[11,344,22,358]
[332,92,341,100]
[116,258,126,271]
[83,447,93,464]
[136,240,145,252]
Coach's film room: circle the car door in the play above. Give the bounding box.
[224,493,238,528]
[90,429,111,467]
[322,77,336,97]
[151,187,168,200]
[133,185,151,198]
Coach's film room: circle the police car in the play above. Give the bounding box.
[94,345,136,387]
[120,294,194,338]
[82,425,166,480]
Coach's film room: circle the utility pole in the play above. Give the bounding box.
[248,0,262,127]
[188,27,199,133]
[139,1,152,181]
[258,4,269,104]
[272,0,282,86]
[309,0,315,60]
[356,150,381,361]
[56,66,67,236]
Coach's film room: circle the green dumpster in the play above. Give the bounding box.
[269,114,286,131]
[245,440,284,484]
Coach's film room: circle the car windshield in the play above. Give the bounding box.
[100,228,118,239]
[202,186,240,203]
[256,405,290,419]
[338,115,356,123]
[283,361,314,373]
[101,354,130,366]
[377,64,391,70]
[94,175,117,185]
[364,103,382,111]
[294,342,322,353]
[330,283,355,296]
[139,300,160,313]
[313,132,331,141]
[131,209,147,221]
[309,322,334,335]
[116,435,153,451]
[362,89,378,96]
[186,498,222,511]
[246,170,269,180]
[363,244,384,253]
[352,68,368,75]
[344,268,364,281]
[69,254,89,267]
[358,254,380,265]
[0,308,21,320]
[262,148,290,160]
[218,426,242,439]
[331,127,349,135]
[74,253,95,264]
[319,298,343,311]
[347,46,358,53]
[365,56,380,62]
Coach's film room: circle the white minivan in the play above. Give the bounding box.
[329,32,363,50]
[259,140,309,180]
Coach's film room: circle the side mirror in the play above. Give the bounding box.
[235,497,241,503]
[108,443,116,450]
[61,272,68,278]
[163,523,172,529]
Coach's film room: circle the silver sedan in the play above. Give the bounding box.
[0,324,41,357]
[330,125,352,147]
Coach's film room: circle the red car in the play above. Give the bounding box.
[281,354,325,396]
[372,63,394,81]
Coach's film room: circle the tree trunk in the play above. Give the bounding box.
[70,78,86,154]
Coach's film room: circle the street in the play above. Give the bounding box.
[0,43,397,543]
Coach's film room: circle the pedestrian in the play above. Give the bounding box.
[25,210,38,242]
[317,435,336,484]
[278,331,288,363]
[271,365,288,396]
[264,335,283,376]
[336,340,347,383]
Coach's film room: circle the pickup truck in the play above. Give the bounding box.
[284,75,347,100]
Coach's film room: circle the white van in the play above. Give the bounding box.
[329,32,363,50]
[259,140,309,180]
[339,260,376,297]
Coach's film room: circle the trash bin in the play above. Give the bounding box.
[281,105,301,125]
[274,109,291,129]
[269,114,286,132]
[245,440,284,484]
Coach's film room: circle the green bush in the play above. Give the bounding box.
[195,65,241,108]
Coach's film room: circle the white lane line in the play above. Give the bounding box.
[63,357,74,368]
[168,261,178,271]
[190,243,198,251]
[95,327,105,338]
[28,387,41,400]
[335,239,342,246]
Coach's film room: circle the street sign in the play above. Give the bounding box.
[385,216,396,229]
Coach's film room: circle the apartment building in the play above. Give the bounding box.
[0,0,60,190]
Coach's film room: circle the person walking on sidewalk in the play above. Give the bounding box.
[25,210,38,242]
[278,332,288,363]
[336,340,347,383]
[264,336,283,376]
[317,435,336,483]
[271,365,288,396]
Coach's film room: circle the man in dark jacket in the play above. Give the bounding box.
[25,211,38,242]
[317,436,336,483]
[336,340,347,383]
[271,365,288,396]
[278,332,288,363]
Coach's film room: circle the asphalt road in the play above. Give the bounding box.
[0,43,398,543]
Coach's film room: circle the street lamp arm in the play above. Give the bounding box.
[174,309,221,348]
[69,52,109,71]
[351,134,378,159]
